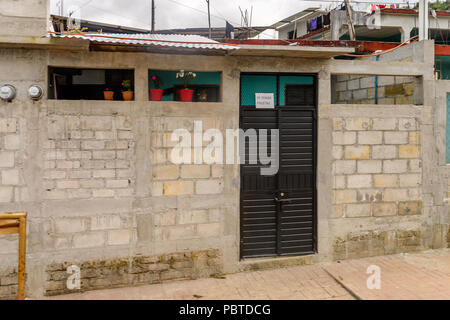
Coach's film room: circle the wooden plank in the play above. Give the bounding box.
[0,212,26,219]
[0,219,19,228]
[18,216,26,300]
[0,227,19,235]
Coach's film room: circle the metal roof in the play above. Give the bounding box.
[49,32,238,50]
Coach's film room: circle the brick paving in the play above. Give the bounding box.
[322,249,450,300]
[47,249,449,300]
[47,264,354,300]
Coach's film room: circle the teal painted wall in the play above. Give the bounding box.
[241,75,277,106]
[149,70,221,101]
[447,93,450,163]
[241,74,314,106]
[436,55,450,80]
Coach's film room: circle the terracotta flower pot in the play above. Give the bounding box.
[122,91,134,101]
[179,89,194,102]
[103,91,114,100]
[150,89,164,101]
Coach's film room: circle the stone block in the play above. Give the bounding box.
[345,203,371,217]
[345,118,370,131]
[91,215,122,231]
[358,131,382,145]
[347,175,372,188]
[163,181,194,196]
[384,132,408,144]
[373,203,398,217]
[4,135,20,150]
[357,160,382,174]
[73,232,105,248]
[399,145,420,158]
[197,223,221,237]
[334,190,357,204]
[372,118,396,130]
[195,180,224,194]
[0,187,14,202]
[383,160,408,173]
[344,146,370,160]
[398,201,422,216]
[54,218,88,234]
[374,174,398,187]
[332,132,356,145]
[0,152,15,168]
[399,174,421,187]
[1,169,20,185]
[180,165,210,179]
[153,165,179,180]
[372,146,397,159]
[108,230,132,246]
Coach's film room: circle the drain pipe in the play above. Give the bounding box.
[374,55,379,104]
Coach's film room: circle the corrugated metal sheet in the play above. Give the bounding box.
[49,32,238,50]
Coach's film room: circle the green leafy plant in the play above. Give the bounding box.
[151,75,164,89]
[176,70,197,88]
[121,80,132,91]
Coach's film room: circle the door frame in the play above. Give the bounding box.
[239,72,319,259]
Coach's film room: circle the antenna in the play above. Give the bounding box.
[151,0,155,33]
[206,0,212,39]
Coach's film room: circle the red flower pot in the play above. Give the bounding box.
[179,89,194,102]
[103,91,114,100]
[150,89,164,101]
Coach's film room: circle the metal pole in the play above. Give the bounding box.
[151,0,155,33]
[344,0,356,41]
[207,0,212,39]
[419,0,429,40]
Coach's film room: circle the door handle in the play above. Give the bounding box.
[274,197,292,203]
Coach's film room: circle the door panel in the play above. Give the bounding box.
[240,74,317,259]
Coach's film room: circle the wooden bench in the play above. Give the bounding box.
[0,212,27,300]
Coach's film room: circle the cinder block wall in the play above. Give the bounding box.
[333,74,416,105]
[0,40,446,299]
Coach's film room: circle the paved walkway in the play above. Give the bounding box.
[48,249,449,300]
[323,249,450,300]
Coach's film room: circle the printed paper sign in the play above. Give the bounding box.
[255,93,275,109]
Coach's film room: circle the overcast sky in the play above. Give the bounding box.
[50,0,329,30]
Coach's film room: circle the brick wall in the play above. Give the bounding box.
[333,75,416,105]
[331,115,423,259]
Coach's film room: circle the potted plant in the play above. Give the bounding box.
[103,87,114,101]
[121,80,134,101]
[176,70,196,102]
[150,75,164,101]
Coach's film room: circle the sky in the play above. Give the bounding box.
[50,0,323,30]
[51,0,416,31]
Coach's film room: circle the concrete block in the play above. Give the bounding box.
[357,160,382,174]
[196,180,224,195]
[333,132,356,145]
[384,189,408,201]
[399,119,417,131]
[383,160,408,173]
[384,132,408,144]
[344,146,370,160]
[81,116,112,130]
[163,181,194,196]
[91,215,122,231]
[0,119,17,133]
[1,169,20,185]
[345,203,371,217]
[0,187,14,202]
[108,230,131,246]
[73,232,105,248]
[372,118,396,130]
[373,203,397,217]
[178,210,209,224]
[345,118,370,131]
[399,174,421,187]
[180,165,210,179]
[153,165,179,180]
[358,131,382,145]
[334,190,357,204]
[398,201,422,216]
[399,145,420,158]
[56,180,80,189]
[334,160,356,174]
[374,174,398,187]
[347,175,372,188]
[372,146,397,159]
[332,146,344,160]
[409,132,420,144]
[92,189,115,198]
[54,218,88,234]
[333,175,346,189]
[4,135,20,150]
[197,223,221,237]
[106,180,130,188]
[0,152,15,168]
